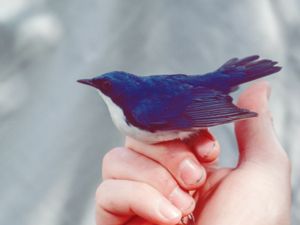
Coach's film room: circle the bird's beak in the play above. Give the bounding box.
[77,78,94,87]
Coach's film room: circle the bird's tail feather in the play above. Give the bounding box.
[209,55,281,93]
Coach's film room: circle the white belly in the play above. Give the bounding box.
[98,91,197,143]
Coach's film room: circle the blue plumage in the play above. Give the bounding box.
[78,55,281,143]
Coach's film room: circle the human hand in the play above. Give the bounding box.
[95,129,220,224]
[194,81,291,225]
[95,81,291,225]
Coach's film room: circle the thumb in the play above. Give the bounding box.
[234,81,286,166]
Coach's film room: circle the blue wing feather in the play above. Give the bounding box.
[129,85,256,132]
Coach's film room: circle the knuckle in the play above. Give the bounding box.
[95,179,119,208]
[156,140,187,156]
[95,181,110,207]
[151,166,177,196]
[164,149,194,165]
[103,147,122,166]
[164,141,187,153]
[102,147,124,175]
[136,182,153,196]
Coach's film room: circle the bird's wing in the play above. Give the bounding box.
[129,86,257,132]
[181,86,257,128]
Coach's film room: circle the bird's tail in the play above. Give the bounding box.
[206,55,281,93]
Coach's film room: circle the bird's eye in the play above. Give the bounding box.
[101,80,112,92]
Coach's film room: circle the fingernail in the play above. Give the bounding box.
[169,187,195,212]
[197,142,216,161]
[158,199,182,221]
[179,159,204,186]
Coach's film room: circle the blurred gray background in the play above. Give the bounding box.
[0,0,299,224]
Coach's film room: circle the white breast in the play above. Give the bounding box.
[98,91,196,143]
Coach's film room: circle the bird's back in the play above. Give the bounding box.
[142,55,280,94]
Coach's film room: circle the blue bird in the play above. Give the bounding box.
[78,55,281,143]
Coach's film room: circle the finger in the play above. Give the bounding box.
[126,217,153,225]
[187,130,221,163]
[235,81,288,166]
[202,157,220,171]
[95,179,182,225]
[125,137,206,190]
[102,147,195,215]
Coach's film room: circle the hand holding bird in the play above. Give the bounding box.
[78,56,287,225]
[94,82,291,225]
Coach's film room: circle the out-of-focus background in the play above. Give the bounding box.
[0,0,299,224]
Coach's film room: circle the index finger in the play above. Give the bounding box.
[125,136,207,190]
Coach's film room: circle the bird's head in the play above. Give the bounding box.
[78,71,142,104]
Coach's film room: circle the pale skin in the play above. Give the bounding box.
[95,81,291,225]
